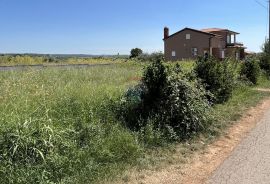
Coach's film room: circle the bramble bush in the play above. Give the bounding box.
[118,58,211,143]
[259,39,270,77]
[259,54,270,77]
[158,70,211,140]
[194,57,236,104]
[240,58,260,85]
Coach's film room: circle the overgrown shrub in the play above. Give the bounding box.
[118,59,211,142]
[194,57,236,104]
[158,71,211,140]
[240,58,260,84]
[259,54,270,77]
[141,59,168,111]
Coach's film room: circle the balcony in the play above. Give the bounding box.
[226,42,244,47]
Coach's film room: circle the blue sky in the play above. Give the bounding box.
[0,0,268,54]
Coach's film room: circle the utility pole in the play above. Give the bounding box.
[269,0,270,53]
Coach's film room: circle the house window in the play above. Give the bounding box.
[191,48,198,56]
[227,34,231,43]
[172,51,176,57]
[186,34,191,40]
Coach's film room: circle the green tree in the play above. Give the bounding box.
[130,48,143,58]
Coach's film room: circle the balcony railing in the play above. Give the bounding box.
[226,42,243,47]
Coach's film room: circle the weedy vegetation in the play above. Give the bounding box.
[0,63,143,183]
[240,57,261,84]
[1,55,270,184]
[0,55,126,66]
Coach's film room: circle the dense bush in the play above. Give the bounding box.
[259,39,270,77]
[240,58,260,84]
[194,57,236,104]
[158,71,211,139]
[259,54,270,77]
[116,59,168,131]
[118,59,211,142]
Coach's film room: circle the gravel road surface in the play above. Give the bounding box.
[208,108,270,184]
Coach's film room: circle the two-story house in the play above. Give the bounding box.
[163,27,246,61]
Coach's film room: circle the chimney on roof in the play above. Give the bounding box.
[164,27,169,39]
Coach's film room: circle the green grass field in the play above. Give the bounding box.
[0,60,270,183]
[0,63,144,183]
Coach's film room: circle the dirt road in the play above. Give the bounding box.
[208,107,270,184]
